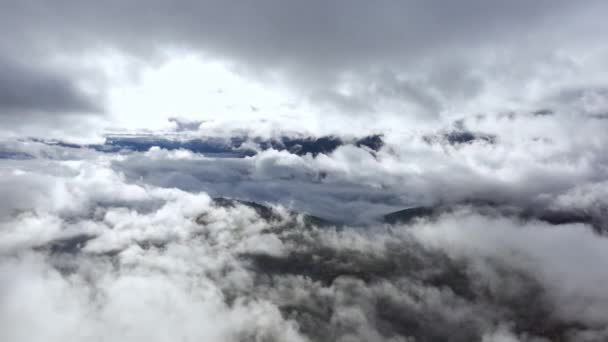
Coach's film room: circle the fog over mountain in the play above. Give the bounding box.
[2,1,608,341]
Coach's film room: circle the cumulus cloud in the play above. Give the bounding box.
[0,141,608,341]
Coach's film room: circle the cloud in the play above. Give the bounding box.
[98,118,607,225]
[2,1,608,136]
[0,58,101,115]
[2,148,608,341]
[0,56,106,141]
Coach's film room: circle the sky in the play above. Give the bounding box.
[2,0,608,138]
[2,1,608,341]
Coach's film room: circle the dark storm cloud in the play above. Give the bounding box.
[2,1,607,116]
[0,58,101,114]
[1,1,592,66]
[0,55,105,140]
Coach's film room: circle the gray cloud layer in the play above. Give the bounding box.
[3,1,597,65]
[2,0,608,136]
[0,58,100,114]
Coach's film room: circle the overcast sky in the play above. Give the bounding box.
[1,0,607,139]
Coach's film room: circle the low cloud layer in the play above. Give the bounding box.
[1,136,608,341]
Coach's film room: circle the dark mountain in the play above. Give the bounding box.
[382,206,437,224]
[423,130,496,146]
[34,134,384,157]
[205,197,336,229]
[0,150,34,159]
[382,201,605,233]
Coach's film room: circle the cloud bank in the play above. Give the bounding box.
[0,136,607,341]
